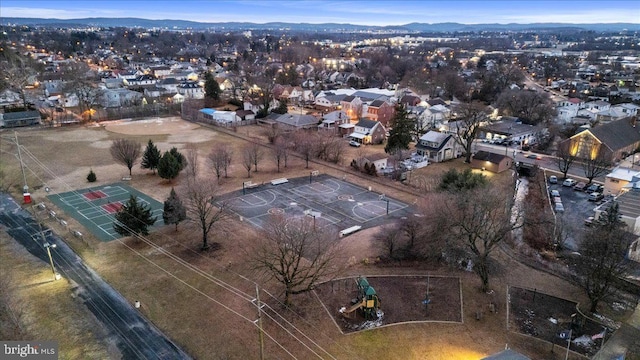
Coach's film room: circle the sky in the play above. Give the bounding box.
[1,0,639,26]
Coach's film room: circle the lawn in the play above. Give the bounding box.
[0,117,607,359]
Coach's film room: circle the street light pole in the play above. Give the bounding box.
[43,242,59,280]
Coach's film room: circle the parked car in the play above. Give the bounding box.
[550,190,560,197]
[584,216,594,226]
[526,154,542,160]
[554,202,565,213]
[562,178,577,187]
[349,140,361,147]
[573,182,587,191]
[588,192,604,202]
[553,196,562,204]
[549,175,558,184]
[586,183,602,193]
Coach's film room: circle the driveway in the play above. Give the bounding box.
[0,193,191,360]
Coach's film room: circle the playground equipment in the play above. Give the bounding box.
[340,277,381,320]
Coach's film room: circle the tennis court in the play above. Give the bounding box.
[48,183,164,241]
[218,174,415,235]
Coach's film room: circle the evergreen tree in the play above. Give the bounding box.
[169,147,187,171]
[385,104,413,154]
[87,169,97,182]
[141,139,161,174]
[113,195,157,237]
[204,72,221,106]
[439,168,488,192]
[158,151,181,181]
[163,187,187,231]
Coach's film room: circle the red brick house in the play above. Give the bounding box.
[366,99,395,127]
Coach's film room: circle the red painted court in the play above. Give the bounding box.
[102,202,123,214]
[84,190,107,200]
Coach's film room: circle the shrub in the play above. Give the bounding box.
[87,169,97,182]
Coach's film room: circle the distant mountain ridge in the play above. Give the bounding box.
[1,17,638,32]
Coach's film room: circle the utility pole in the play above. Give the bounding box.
[15,132,28,193]
[254,285,265,360]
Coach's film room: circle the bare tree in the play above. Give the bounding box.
[184,143,199,179]
[374,224,404,260]
[182,177,231,250]
[451,101,488,163]
[248,142,264,172]
[208,145,233,182]
[496,89,556,125]
[250,216,344,306]
[110,139,141,176]
[582,151,612,185]
[575,202,633,312]
[0,55,37,109]
[556,141,577,180]
[439,182,520,292]
[293,131,315,168]
[241,145,254,178]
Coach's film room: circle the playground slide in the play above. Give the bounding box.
[341,299,366,316]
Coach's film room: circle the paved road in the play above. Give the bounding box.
[0,193,191,360]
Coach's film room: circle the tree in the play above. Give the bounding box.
[274,137,290,170]
[0,54,37,109]
[293,131,314,168]
[439,168,487,192]
[251,216,343,306]
[141,139,161,174]
[582,151,612,185]
[113,195,157,237]
[184,143,199,179]
[495,89,556,125]
[575,202,632,313]
[241,145,254,178]
[163,187,187,231]
[208,145,233,182]
[110,139,141,176]
[169,147,187,171]
[556,141,577,179]
[182,177,231,250]
[451,101,488,163]
[247,142,264,172]
[87,169,97,183]
[439,183,520,292]
[204,71,221,107]
[385,104,413,154]
[158,151,181,181]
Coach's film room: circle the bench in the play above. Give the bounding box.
[121,176,132,181]
[243,181,259,189]
[339,225,362,237]
[271,178,289,185]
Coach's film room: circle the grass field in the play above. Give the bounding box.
[0,117,627,359]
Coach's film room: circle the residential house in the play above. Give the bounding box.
[157,78,180,93]
[314,93,346,112]
[101,78,124,89]
[274,113,319,131]
[362,153,389,173]
[416,104,451,131]
[61,93,79,108]
[149,65,172,78]
[415,131,463,163]
[555,98,584,123]
[478,117,541,146]
[143,86,165,99]
[101,88,144,108]
[318,110,349,134]
[470,151,513,173]
[177,81,204,99]
[341,95,364,121]
[235,110,255,121]
[561,116,640,163]
[0,89,21,106]
[603,166,640,196]
[0,110,41,128]
[127,74,157,87]
[365,99,395,127]
[399,94,421,107]
[349,118,386,145]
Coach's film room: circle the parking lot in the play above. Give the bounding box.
[547,178,607,251]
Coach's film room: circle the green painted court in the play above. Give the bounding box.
[47,183,164,242]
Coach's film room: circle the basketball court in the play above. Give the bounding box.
[219,174,414,234]
[48,183,164,241]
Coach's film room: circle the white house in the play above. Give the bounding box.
[177,81,204,99]
[415,131,463,163]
